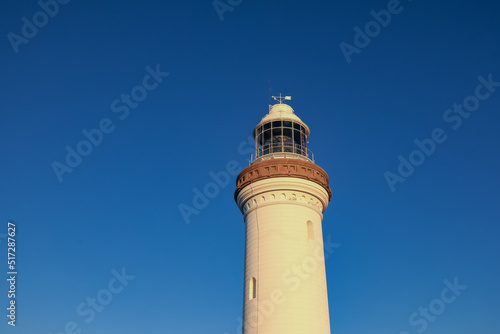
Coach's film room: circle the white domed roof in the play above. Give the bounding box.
[255,103,310,136]
[270,103,294,114]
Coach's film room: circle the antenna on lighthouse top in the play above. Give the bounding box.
[268,79,272,108]
[272,93,292,104]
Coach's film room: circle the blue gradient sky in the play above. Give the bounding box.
[1,0,499,333]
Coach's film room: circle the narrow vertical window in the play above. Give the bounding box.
[307,221,314,240]
[249,277,256,300]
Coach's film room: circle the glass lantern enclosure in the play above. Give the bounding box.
[252,120,312,162]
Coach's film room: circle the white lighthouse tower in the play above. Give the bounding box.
[235,95,332,334]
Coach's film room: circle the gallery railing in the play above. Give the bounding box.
[250,143,315,163]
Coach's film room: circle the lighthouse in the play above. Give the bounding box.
[235,95,332,334]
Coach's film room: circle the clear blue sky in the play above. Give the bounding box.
[1,0,499,333]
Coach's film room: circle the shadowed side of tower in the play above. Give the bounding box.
[235,101,332,334]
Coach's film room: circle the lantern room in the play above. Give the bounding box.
[251,101,313,163]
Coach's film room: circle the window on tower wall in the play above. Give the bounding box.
[307,221,314,240]
[249,277,256,300]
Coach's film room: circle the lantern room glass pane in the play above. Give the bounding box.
[283,121,292,128]
[283,128,293,142]
[271,127,282,153]
[293,130,301,145]
[272,121,281,128]
[283,128,293,153]
[293,123,301,130]
[264,122,271,130]
[301,130,307,155]
[263,129,271,145]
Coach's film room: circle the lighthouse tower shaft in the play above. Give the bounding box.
[235,102,332,334]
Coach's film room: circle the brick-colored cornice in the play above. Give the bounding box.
[235,159,331,202]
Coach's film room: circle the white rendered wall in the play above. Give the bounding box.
[237,177,331,334]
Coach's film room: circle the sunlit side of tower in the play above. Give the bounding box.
[235,96,332,333]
